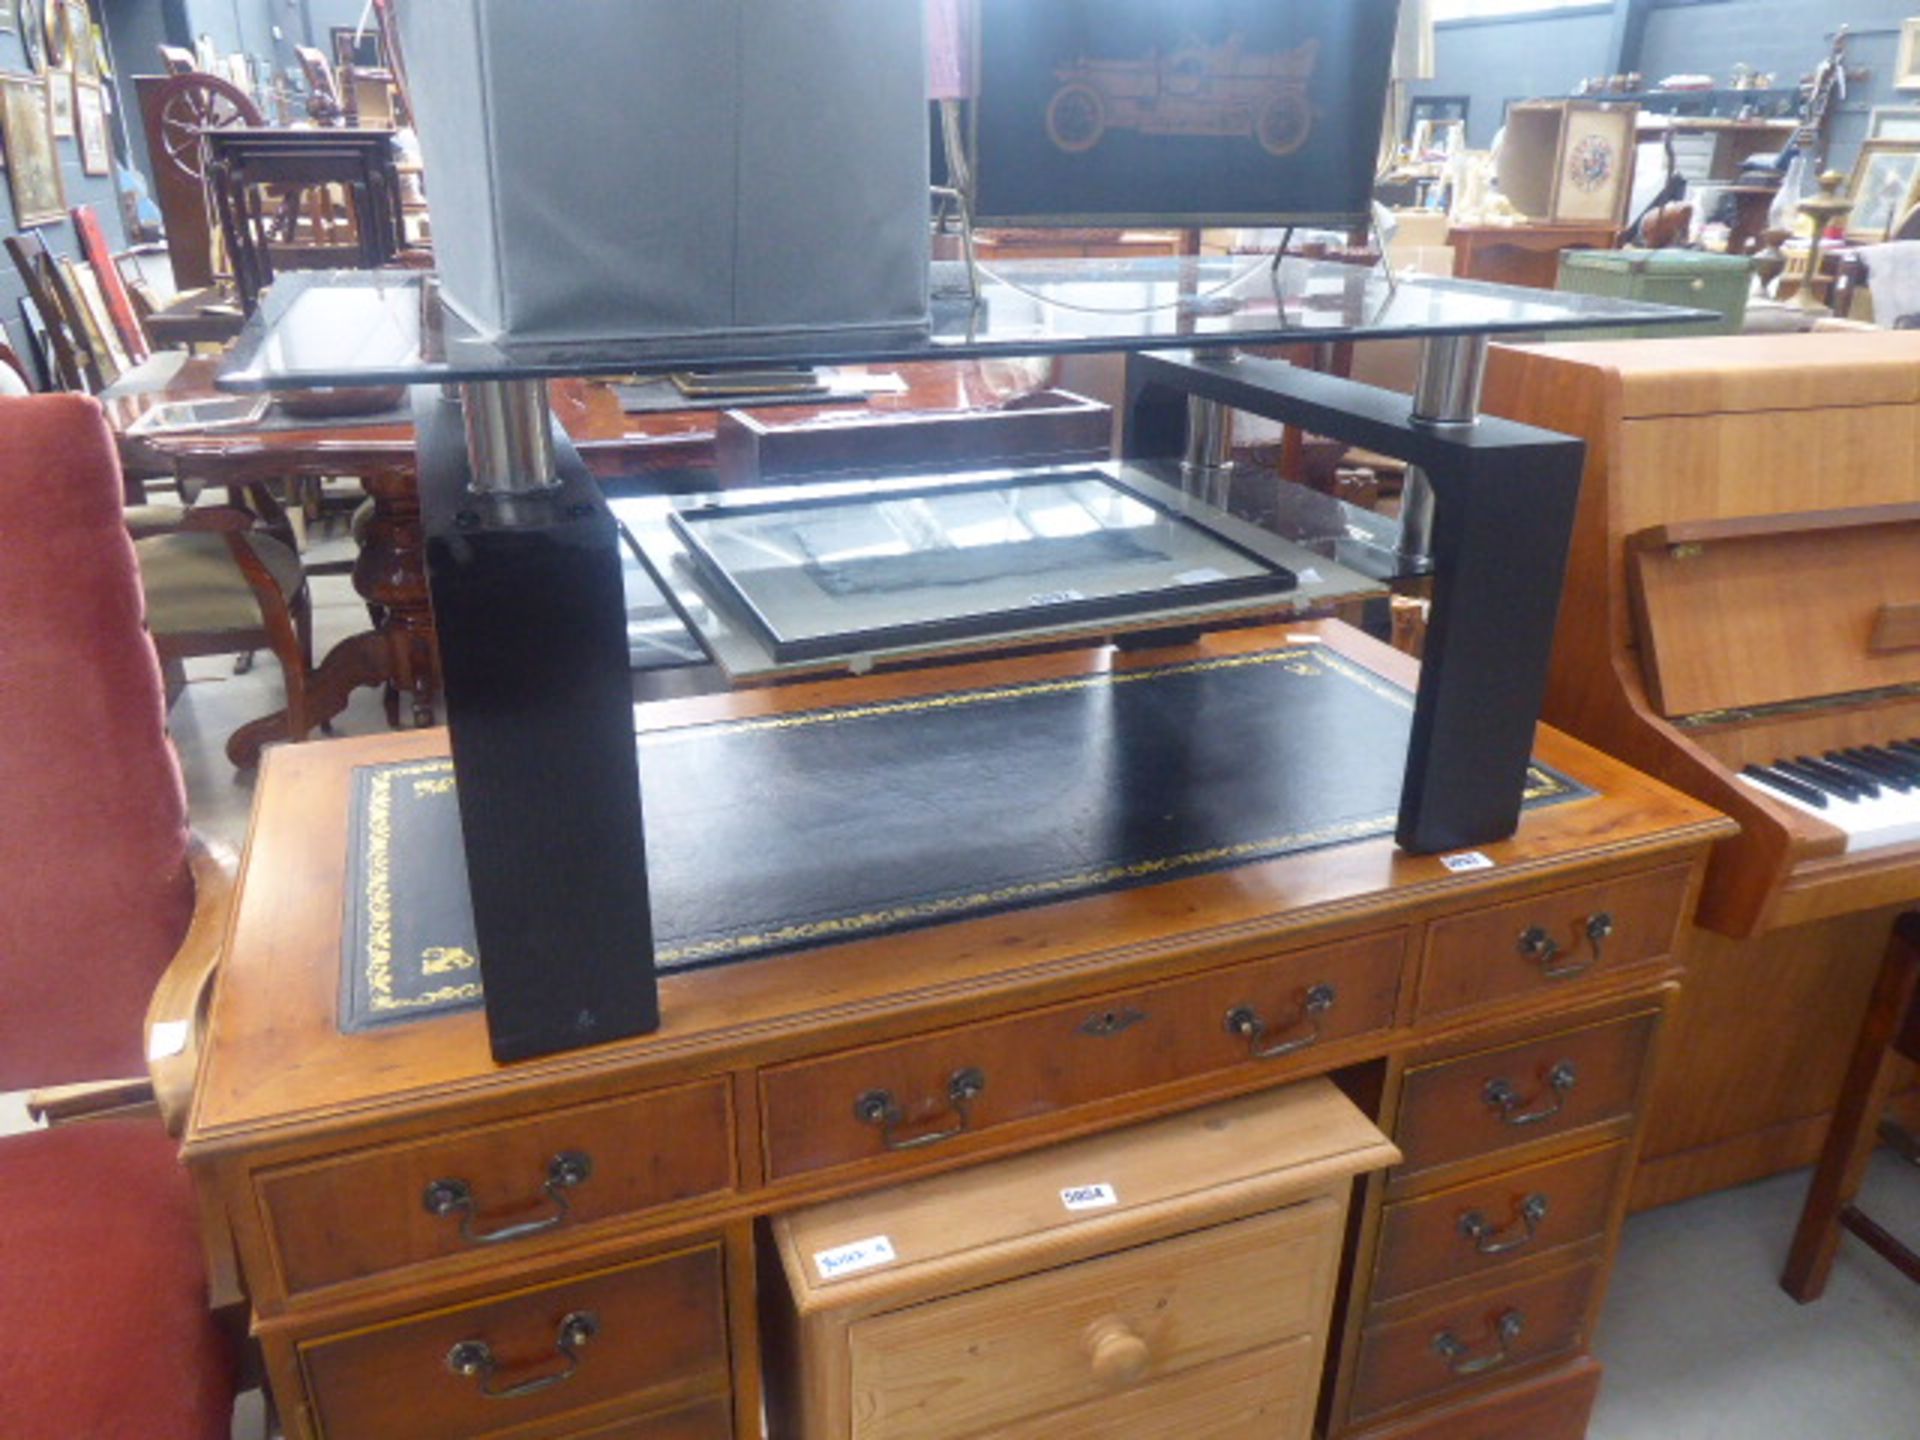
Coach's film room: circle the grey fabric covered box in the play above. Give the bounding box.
[398,0,930,360]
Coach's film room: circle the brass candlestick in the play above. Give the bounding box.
[1795,170,1853,314]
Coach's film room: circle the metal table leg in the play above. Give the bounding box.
[1397,334,1489,570]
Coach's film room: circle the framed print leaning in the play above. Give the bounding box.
[1846,139,1920,242]
[0,72,66,226]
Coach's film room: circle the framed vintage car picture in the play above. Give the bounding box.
[1846,139,1920,242]
[0,71,67,226]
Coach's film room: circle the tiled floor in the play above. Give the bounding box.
[14,522,1918,1436]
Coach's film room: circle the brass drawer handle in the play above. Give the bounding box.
[855,1067,986,1152]
[1518,910,1612,981]
[423,1150,592,1246]
[1431,1309,1524,1377]
[1458,1193,1549,1255]
[1482,1062,1577,1126]
[1225,983,1336,1060]
[446,1310,597,1400]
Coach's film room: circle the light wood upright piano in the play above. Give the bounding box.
[1484,332,1920,1210]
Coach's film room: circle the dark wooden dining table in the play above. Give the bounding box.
[103,357,1075,764]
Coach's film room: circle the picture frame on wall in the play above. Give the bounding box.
[18,0,42,71]
[1846,139,1920,242]
[65,0,94,78]
[45,64,73,137]
[0,71,66,226]
[73,73,106,174]
[1869,105,1920,142]
[1898,18,1920,92]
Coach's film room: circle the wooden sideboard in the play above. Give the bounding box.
[184,621,1731,1439]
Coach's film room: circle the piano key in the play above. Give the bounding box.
[1871,743,1920,775]
[1742,753,1920,853]
[1776,759,1867,801]
[1741,764,1826,807]
[1834,748,1918,790]
[1850,743,1920,776]
[1825,752,1912,793]
[1801,756,1882,797]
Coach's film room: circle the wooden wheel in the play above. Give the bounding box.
[153,73,265,181]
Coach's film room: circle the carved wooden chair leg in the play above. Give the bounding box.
[1781,910,1920,1302]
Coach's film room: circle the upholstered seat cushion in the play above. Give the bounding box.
[133,529,305,636]
[123,500,189,537]
[0,1121,235,1439]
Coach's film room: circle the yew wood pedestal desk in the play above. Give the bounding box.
[195,261,1720,1439]
[185,621,1729,1440]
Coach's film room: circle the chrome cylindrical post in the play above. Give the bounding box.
[1397,334,1490,568]
[1181,395,1236,510]
[461,379,558,495]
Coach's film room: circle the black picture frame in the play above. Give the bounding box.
[968,0,1399,228]
[668,469,1299,663]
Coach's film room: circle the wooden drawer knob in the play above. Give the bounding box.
[1085,1317,1150,1388]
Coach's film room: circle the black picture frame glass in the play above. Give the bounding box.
[969,0,1400,227]
[668,470,1298,663]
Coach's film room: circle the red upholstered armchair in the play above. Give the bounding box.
[0,394,239,1439]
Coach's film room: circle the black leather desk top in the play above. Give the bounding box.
[341,644,1586,1032]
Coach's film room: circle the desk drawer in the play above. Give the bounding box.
[847,1200,1341,1440]
[1343,1357,1600,1440]
[1348,1260,1597,1424]
[564,1396,734,1439]
[983,1338,1317,1440]
[1372,1142,1626,1303]
[1393,1012,1655,1180]
[259,1080,735,1297]
[1418,865,1690,1019]
[762,931,1405,1180]
[302,1243,729,1440]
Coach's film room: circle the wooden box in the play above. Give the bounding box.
[766,1079,1397,1439]
[1497,102,1637,228]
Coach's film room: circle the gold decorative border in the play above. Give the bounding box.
[350,647,1578,1015]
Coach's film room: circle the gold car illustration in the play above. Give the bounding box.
[1045,35,1319,157]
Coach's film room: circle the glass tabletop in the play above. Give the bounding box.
[217,257,1714,392]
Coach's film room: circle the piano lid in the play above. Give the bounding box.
[1628,504,1920,721]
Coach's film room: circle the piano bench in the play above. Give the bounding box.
[1780,910,1920,1302]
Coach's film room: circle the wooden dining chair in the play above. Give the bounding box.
[5,232,106,393]
[0,388,242,1439]
[1781,910,1920,1301]
[3,395,318,768]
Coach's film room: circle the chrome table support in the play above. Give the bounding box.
[460,379,559,494]
[1397,334,1490,571]
[1180,394,1236,509]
